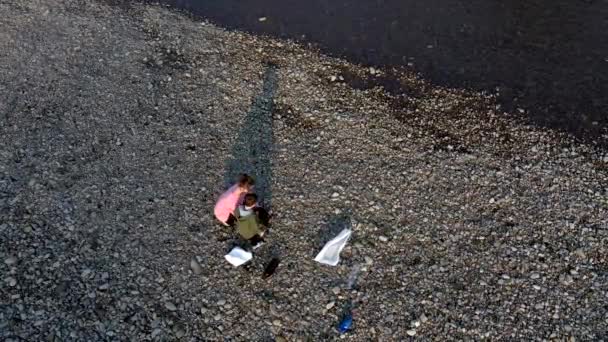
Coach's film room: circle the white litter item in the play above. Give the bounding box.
[314,228,352,266]
[225,247,253,267]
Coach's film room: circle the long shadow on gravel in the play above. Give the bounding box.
[223,64,278,209]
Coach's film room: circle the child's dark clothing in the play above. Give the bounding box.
[248,234,264,246]
[253,207,270,227]
[225,214,237,227]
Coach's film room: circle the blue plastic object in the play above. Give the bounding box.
[338,313,353,334]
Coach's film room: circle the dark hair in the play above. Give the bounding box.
[244,193,258,206]
[238,174,255,187]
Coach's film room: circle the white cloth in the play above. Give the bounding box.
[314,228,352,266]
[238,205,254,217]
[225,247,253,267]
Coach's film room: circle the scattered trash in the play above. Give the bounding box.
[262,258,280,279]
[338,312,353,334]
[258,17,267,22]
[346,264,362,289]
[314,228,352,266]
[225,247,253,267]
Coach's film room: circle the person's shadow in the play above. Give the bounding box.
[223,63,278,210]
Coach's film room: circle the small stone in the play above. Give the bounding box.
[378,235,388,242]
[165,302,177,311]
[331,192,340,198]
[98,283,110,290]
[365,256,373,265]
[4,257,17,265]
[560,274,574,285]
[326,301,335,310]
[420,313,428,323]
[174,327,186,338]
[190,259,203,274]
[152,328,162,337]
[6,277,17,287]
[214,314,222,321]
[273,319,282,327]
[258,17,267,22]
[406,329,417,336]
[530,273,540,279]
[216,299,226,306]
[331,286,341,295]
[81,269,92,279]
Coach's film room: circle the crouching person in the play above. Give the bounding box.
[234,193,270,250]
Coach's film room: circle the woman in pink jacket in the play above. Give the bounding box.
[214,174,255,226]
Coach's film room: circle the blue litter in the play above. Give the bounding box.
[338,313,353,334]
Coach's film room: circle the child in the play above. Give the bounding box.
[214,174,255,226]
[233,193,270,250]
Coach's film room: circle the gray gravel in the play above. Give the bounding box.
[1,1,608,341]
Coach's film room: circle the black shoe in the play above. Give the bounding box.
[262,258,280,279]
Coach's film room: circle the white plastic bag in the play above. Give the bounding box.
[314,228,352,266]
[225,247,253,267]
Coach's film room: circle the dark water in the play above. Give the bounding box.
[156,0,608,143]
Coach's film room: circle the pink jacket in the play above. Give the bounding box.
[214,184,246,224]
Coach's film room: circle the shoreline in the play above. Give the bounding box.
[150,0,608,147]
[1,1,607,340]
